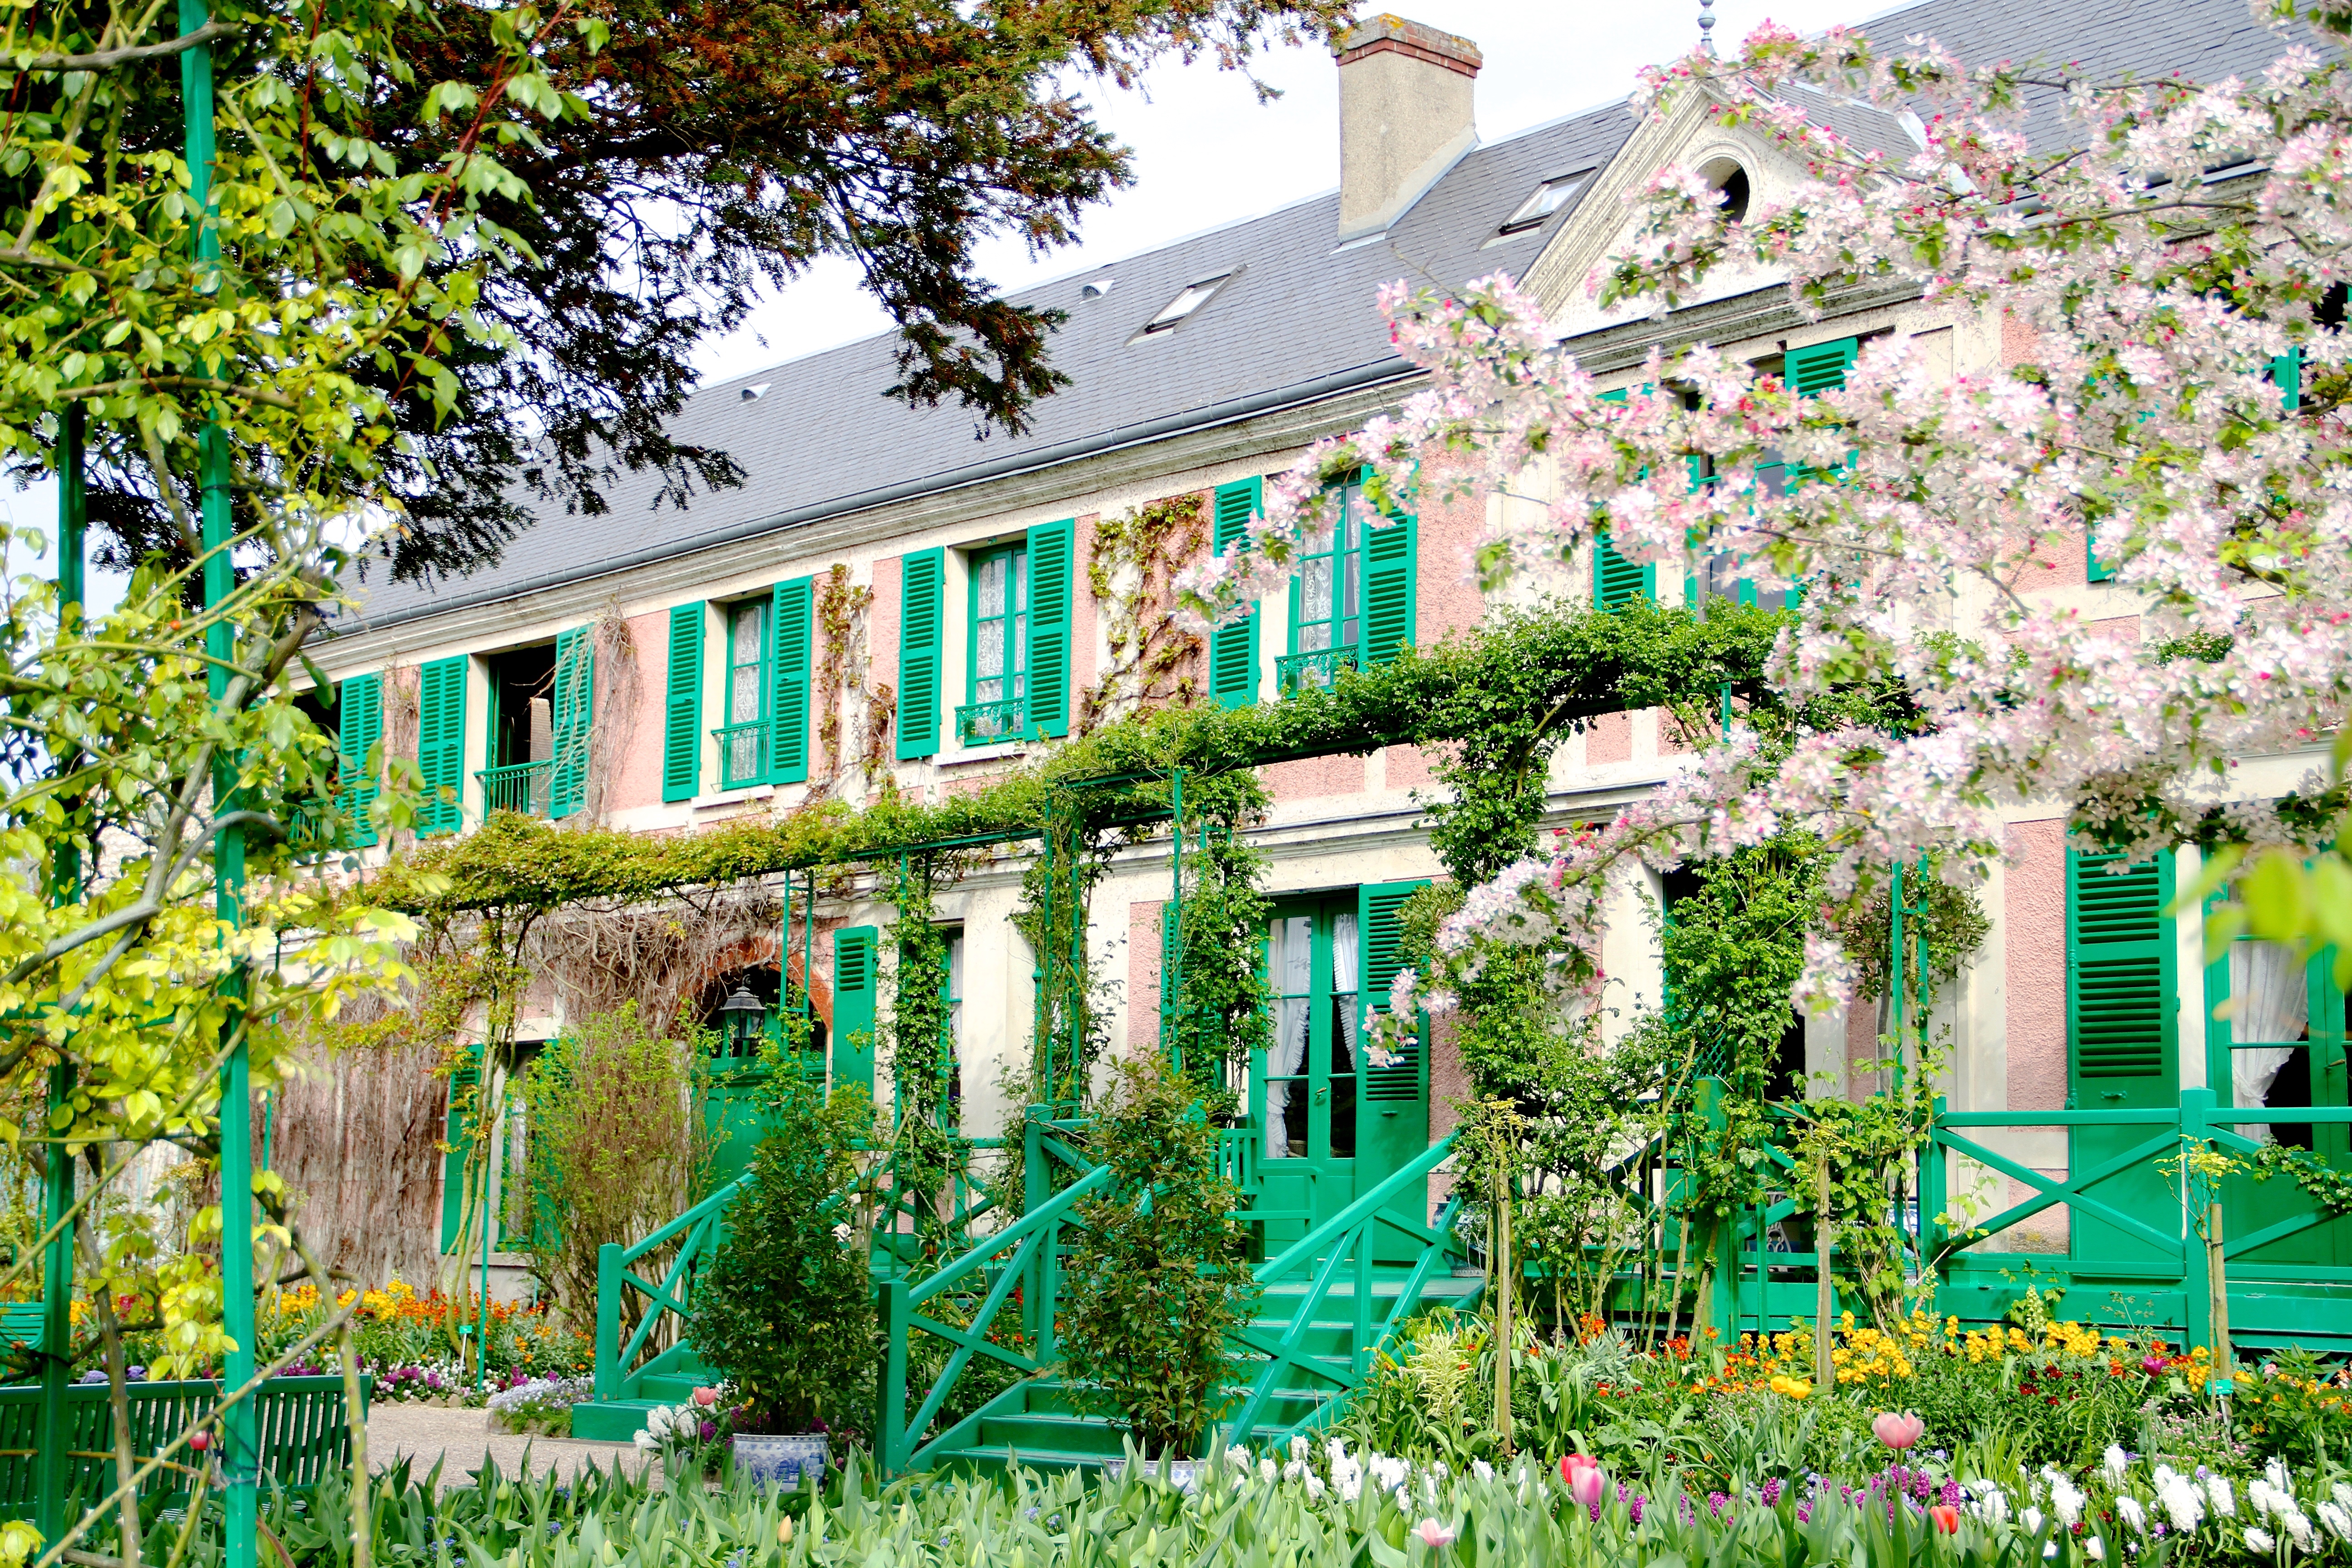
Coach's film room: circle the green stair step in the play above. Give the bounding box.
[569,1399,667,1443]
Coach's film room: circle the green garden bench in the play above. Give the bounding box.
[0,1374,369,1519]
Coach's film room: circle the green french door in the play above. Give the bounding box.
[1252,882,1430,1260]
[2208,932,2352,1267]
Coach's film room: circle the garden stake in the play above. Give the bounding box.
[1815,1160,1834,1392]
[1494,1155,1513,1452]
[2210,1200,2231,1374]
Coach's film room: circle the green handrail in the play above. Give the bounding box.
[593,1168,758,1401]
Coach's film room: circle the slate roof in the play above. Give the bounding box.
[352,0,2317,631]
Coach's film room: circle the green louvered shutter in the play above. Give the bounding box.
[662,604,704,802]
[1360,492,1418,667]
[1209,479,1262,708]
[416,656,468,836]
[549,627,593,819]
[2064,848,2178,1266]
[1359,878,1433,1264]
[1787,336,1859,395]
[769,577,813,785]
[833,927,879,1092]
[336,671,382,848]
[1026,520,1075,738]
[1594,532,1653,609]
[2273,348,2303,413]
[896,550,944,760]
[2065,850,2176,1095]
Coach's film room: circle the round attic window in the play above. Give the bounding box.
[1697,156,1751,224]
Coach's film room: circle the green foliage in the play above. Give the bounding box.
[1833,867,1994,1005]
[1058,1056,1257,1454]
[510,1004,712,1331]
[1163,823,1272,1114]
[689,1082,880,1436]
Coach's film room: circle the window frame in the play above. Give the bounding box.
[718,596,770,788]
[962,540,1030,742]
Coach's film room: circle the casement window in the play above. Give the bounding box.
[963,542,1028,743]
[1208,478,1264,708]
[416,656,469,836]
[479,633,593,820]
[1675,338,1859,614]
[719,597,769,788]
[911,519,1072,753]
[662,579,812,799]
[1277,475,1416,695]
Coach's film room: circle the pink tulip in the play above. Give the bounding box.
[692,1387,718,1407]
[1872,1411,1924,1450]
[1413,1518,1457,1550]
[1570,1463,1607,1510]
[1561,1453,1598,1487]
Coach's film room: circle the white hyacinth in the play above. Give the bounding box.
[1258,1458,1278,1485]
[1289,1435,1309,1462]
[2269,1459,2292,1495]
[2052,1478,2087,1530]
[2157,1475,2205,1535]
[1225,1446,1250,1470]
[2321,1502,2352,1543]
[2082,1536,2104,1561]
[2209,1475,2238,1517]
[2103,1446,2130,1483]
[1304,1474,1326,1500]
[2115,1497,2146,1536]
[2334,1484,2352,1514]
[2288,1511,2318,1552]
[2023,1507,2045,1535]
[2246,1527,2277,1553]
[1970,1485,2010,1526]
[1472,1460,1494,1485]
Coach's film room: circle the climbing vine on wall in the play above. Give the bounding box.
[816,564,891,787]
[1078,492,1210,734]
[1163,817,1273,1115]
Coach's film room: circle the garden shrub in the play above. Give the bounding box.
[689,1081,880,1436]
[511,1002,712,1329]
[1058,1054,1257,1455]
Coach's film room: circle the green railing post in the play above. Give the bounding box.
[34,400,85,1549]
[1921,1094,1949,1289]
[1022,1113,1046,1349]
[2181,1089,2213,1355]
[594,1242,622,1401]
[876,1277,909,1474]
[1352,1225,1373,1381]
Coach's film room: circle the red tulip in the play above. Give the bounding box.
[189,1431,211,1452]
[1931,1505,1960,1534]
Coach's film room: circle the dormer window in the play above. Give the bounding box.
[1142,272,1232,333]
[1498,171,1590,235]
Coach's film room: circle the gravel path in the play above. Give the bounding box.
[365,1402,657,1489]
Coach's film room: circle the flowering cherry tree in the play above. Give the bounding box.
[1181,2,2352,1016]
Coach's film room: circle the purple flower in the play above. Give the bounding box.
[1629,1496,1645,1524]
[699,1420,716,1441]
[1762,1479,1784,1507]
[1941,1480,1962,1509]
[1797,1504,1813,1524]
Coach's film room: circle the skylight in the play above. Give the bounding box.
[1142,273,1231,333]
[1499,172,1591,235]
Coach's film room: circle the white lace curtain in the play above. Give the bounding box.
[1267,917,1313,1160]
[1332,911,1360,1070]
[2230,940,2308,1135]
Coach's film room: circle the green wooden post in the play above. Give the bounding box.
[1888,862,1906,1098]
[34,402,85,1545]
[1167,769,1183,1067]
[875,1277,908,1473]
[1022,1113,1046,1348]
[593,1243,621,1401]
[2180,1089,2213,1354]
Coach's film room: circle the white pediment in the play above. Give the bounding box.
[1519,86,1849,343]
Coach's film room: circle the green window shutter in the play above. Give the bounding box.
[2273,348,2303,413]
[1208,479,1262,709]
[2065,849,2177,1098]
[336,671,382,848]
[549,627,593,819]
[1786,336,1859,395]
[1360,493,1418,667]
[768,577,813,785]
[416,656,468,836]
[662,604,704,803]
[1359,879,1432,1102]
[2087,534,2117,584]
[896,550,944,760]
[1594,531,1654,609]
[1025,520,1075,738]
[832,927,879,1092]
[439,1066,479,1253]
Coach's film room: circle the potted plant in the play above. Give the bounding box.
[688,1080,877,1485]
[1058,1054,1258,1481]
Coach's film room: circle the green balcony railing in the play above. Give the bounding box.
[713,720,770,789]
[477,759,554,817]
[1275,645,1359,695]
[955,697,1026,746]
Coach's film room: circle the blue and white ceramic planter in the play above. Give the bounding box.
[732,1433,828,1488]
[1102,1455,1206,1494]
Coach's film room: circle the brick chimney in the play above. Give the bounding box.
[1335,15,1481,242]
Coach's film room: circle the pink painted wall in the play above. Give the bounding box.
[1262,753,1367,801]
[2006,818,2069,1111]
[1416,457,1487,645]
[1127,899,1162,1050]
[870,555,902,758]
[1385,743,1441,793]
[609,610,669,815]
[1586,710,1632,764]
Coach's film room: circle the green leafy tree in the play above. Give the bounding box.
[1058,1054,1255,1455]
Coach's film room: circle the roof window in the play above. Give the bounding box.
[1498,171,1590,235]
[1142,273,1232,333]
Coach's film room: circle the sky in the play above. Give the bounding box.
[5,0,1876,606]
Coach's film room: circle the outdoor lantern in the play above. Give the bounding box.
[717,981,766,1055]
